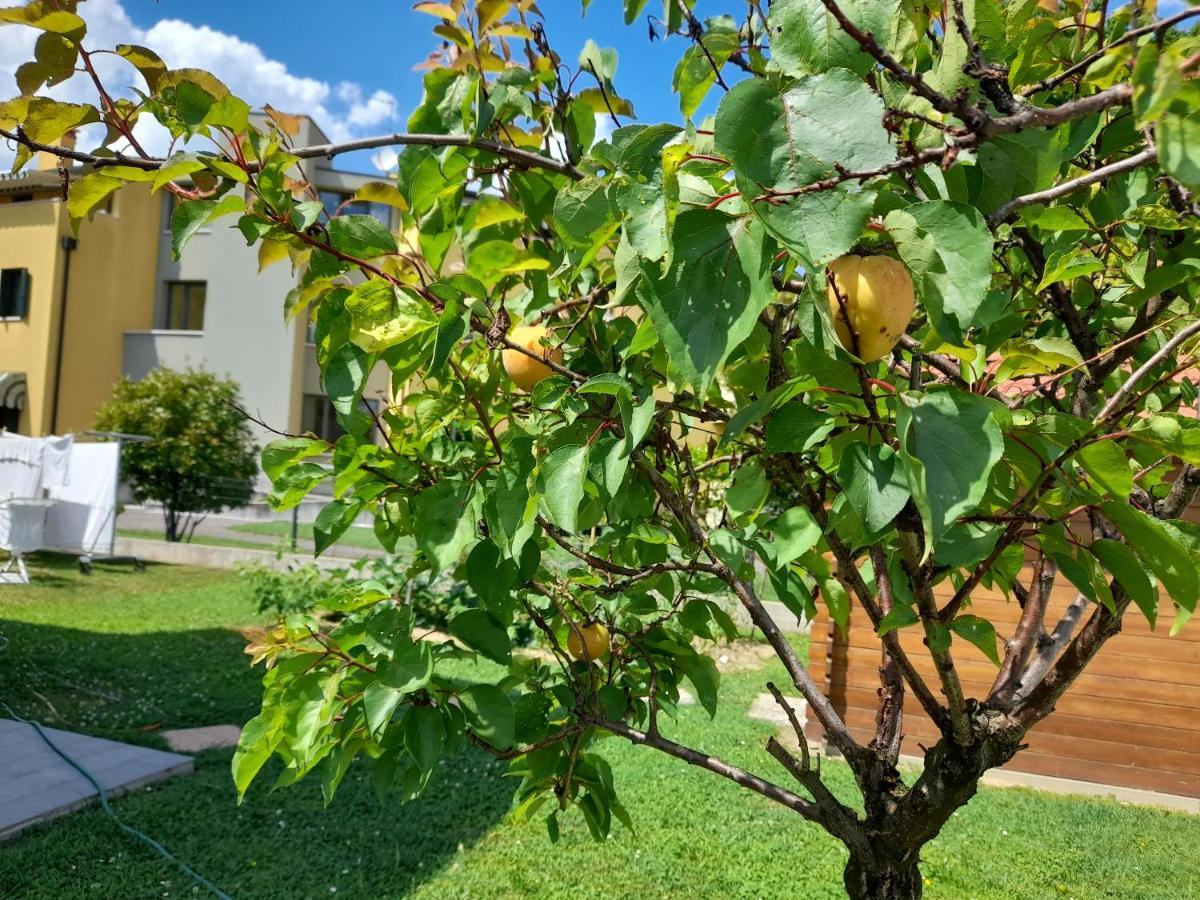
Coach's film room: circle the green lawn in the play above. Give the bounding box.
[230,519,389,551]
[118,527,283,553]
[1,554,1197,899]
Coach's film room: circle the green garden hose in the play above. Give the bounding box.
[0,642,232,899]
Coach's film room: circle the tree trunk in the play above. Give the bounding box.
[843,852,922,900]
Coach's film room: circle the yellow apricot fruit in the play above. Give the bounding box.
[826,255,916,363]
[567,622,609,662]
[501,325,563,392]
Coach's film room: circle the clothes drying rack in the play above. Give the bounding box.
[76,430,149,575]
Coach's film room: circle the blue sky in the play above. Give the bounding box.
[110,0,716,171]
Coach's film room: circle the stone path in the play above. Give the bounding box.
[0,718,192,842]
[162,725,241,753]
[117,508,386,560]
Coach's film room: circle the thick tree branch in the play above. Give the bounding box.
[868,547,904,764]
[989,556,1056,706]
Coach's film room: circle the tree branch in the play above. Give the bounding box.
[989,556,1056,707]
[0,127,582,180]
[986,148,1158,226]
[599,718,847,831]
[631,453,864,763]
[1095,320,1200,421]
[1021,8,1200,97]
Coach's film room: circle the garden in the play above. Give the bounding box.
[1,554,1197,900]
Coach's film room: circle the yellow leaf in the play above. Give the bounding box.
[412,1,459,19]
[353,180,409,211]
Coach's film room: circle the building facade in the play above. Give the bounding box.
[0,117,391,448]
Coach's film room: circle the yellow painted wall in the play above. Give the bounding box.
[0,183,160,436]
[0,199,65,435]
[53,185,161,434]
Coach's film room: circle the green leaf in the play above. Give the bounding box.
[1101,501,1198,612]
[382,640,435,693]
[170,195,243,260]
[948,615,1000,665]
[413,481,477,575]
[539,443,590,534]
[345,281,438,353]
[674,652,719,718]
[363,681,404,738]
[449,609,512,665]
[1076,439,1133,499]
[1036,250,1104,291]
[769,506,822,568]
[20,97,99,146]
[884,201,994,344]
[1158,108,1200,190]
[404,705,445,775]
[459,685,515,749]
[65,173,123,226]
[327,214,397,259]
[1090,538,1157,630]
[672,26,739,118]
[262,437,328,481]
[313,497,362,555]
[877,603,919,637]
[231,712,279,800]
[725,459,768,521]
[768,0,893,77]
[897,390,1004,554]
[714,73,893,266]
[635,210,774,397]
[764,403,836,454]
[837,442,911,534]
[322,341,370,417]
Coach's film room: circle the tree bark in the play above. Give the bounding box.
[843,852,922,900]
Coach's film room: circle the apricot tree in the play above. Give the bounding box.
[4,1,1200,896]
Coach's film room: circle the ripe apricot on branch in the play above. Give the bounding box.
[502,325,563,391]
[826,254,916,363]
[567,622,609,662]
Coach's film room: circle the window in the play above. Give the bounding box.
[302,394,381,443]
[0,268,31,319]
[319,190,391,227]
[160,281,206,331]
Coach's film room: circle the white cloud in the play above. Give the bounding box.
[0,0,398,169]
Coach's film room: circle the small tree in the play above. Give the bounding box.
[9,1,1200,896]
[95,368,257,541]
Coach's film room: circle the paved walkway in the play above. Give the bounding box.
[117,508,386,560]
[0,718,192,842]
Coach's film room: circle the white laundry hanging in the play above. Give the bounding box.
[44,442,120,556]
[0,435,45,500]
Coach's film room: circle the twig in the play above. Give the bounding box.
[1021,8,1200,97]
[986,148,1157,226]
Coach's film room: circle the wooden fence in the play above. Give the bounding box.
[805,573,1200,799]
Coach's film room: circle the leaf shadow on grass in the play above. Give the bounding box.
[0,618,517,900]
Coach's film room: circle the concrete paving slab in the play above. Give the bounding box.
[0,718,193,842]
[162,724,242,753]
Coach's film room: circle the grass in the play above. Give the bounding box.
[117,528,282,553]
[1,554,1198,899]
[230,520,387,551]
